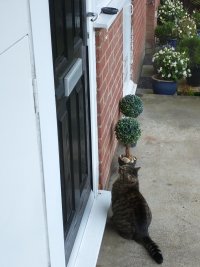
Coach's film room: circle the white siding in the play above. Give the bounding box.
[0,0,29,54]
[29,1,66,266]
[0,36,49,267]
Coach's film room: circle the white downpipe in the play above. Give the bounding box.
[123,1,137,95]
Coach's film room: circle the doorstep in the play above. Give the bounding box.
[68,190,111,267]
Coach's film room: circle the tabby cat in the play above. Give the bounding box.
[111,164,163,264]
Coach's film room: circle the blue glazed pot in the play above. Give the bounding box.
[167,38,177,48]
[152,75,177,95]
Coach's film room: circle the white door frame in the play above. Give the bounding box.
[86,0,99,195]
[68,1,100,265]
[29,0,99,266]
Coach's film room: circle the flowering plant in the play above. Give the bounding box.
[152,47,191,81]
[158,0,186,24]
[176,15,197,39]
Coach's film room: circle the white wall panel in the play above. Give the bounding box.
[0,0,29,54]
[0,36,49,267]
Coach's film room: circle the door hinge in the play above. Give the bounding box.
[32,78,39,114]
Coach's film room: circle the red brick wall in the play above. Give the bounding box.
[132,0,147,83]
[146,0,160,51]
[95,2,160,187]
[95,12,123,189]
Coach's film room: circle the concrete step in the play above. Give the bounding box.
[136,88,154,95]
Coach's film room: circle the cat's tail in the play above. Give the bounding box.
[141,236,163,264]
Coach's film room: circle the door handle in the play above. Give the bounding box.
[64,58,83,97]
[87,12,99,22]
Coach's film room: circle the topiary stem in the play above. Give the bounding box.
[125,145,131,158]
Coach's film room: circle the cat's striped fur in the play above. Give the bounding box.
[111,164,163,264]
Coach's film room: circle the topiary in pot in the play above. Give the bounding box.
[119,94,143,118]
[115,117,141,165]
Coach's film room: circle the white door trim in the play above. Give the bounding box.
[29,0,100,267]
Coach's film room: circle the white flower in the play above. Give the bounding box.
[172,62,177,66]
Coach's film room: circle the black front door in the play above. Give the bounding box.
[48,0,92,262]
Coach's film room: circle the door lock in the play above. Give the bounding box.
[87,12,98,22]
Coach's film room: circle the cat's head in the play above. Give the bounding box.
[119,164,140,176]
[119,164,140,183]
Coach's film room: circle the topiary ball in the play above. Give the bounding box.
[115,117,141,145]
[119,94,143,118]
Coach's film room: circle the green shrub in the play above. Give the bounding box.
[115,117,141,145]
[155,22,178,45]
[177,36,200,68]
[190,0,200,7]
[192,10,200,29]
[119,95,143,118]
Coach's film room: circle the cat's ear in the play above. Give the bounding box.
[134,167,141,174]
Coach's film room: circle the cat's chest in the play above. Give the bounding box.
[112,181,137,197]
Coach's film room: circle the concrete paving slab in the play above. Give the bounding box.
[97,94,200,267]
[136,88,153,95]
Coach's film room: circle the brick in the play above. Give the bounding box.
[95,11,125,187]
